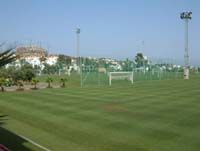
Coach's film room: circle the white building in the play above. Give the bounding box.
[24,56,41,66]
[46,55,58,65]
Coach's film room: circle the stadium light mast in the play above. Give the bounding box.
[76,28,82,87]
[180,11,192,79]
[76,28,80,68]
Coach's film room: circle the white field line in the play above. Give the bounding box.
[18,134,53,151]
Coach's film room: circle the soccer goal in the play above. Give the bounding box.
[109,72,133,86]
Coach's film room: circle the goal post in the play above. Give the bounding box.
[109,72,133,86]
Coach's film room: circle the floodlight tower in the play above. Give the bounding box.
[76,28,83,87]
[76,28,80,69]
[180,11,192,79]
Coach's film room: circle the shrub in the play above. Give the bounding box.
[46,77,53,88]
[31,78,39,90]
[60,78,68,88]
[0,77,6,92]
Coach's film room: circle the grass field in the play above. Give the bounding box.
[1,77,200,151]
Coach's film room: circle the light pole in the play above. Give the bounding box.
[76,28,80,69]
[180,11,192,79]
[76,28,82,87]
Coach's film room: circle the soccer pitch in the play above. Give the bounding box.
[1,78,200,151]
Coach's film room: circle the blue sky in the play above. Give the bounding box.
[0,0,199,64]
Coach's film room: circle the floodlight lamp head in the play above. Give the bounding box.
[188,11,192,19]
[180,11,192,20]
[76,28,81,34]
[180,12,185,19]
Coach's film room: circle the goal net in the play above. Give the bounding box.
[109,72,133,86]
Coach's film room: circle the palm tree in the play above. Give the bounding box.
[135,53,147,68]
[32,78,39,89]
[0,45,16,67]
[46,77,53,88]
[60,78,67,88]
[0,77,5,92]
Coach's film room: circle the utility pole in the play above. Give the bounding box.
[180,11,192,79]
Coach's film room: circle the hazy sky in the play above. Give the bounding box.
[0,0,199,65]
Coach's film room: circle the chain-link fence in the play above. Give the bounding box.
[79,57,184,87]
